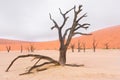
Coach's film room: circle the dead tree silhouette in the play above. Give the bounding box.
[49,5,90,65]
[82,42,86,52]
[92,39,98,52]
[78,40,81,52]
[6,45,11,53]
[30,45,35,52]
[70,44,75,52]
[6,5,90,75]
[20,45,23,53]
[104,42,109,49]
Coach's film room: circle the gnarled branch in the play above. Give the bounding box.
[49,13,59,30]
[59,7,74,29]
[59,7,74,16]
[76,13,87,23]
[74,5,83,15]
[63,28,71,40]
[73,32,91,36]
[6,54,59,72]
[74,23,90,31]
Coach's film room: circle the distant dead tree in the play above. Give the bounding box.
[82,42,86,52]
[92,39,98,52]
[70,43,75,52]
[30,45,35,52]
[77,40,81,52]
[6,5,90,75]
[27,47,30,52]
[26,44,35,52]
[6,46,11,53]
[20,45,23,53]
[104,42,109,49]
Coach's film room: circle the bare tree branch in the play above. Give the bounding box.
[59,7,74,16]
[6,54,59,72]
[59,8,74,29]
[76,5,83,15]
[73,32,91,36]
[74,23,90,31]
[27,61,55,73]
[49,13,59,30]
[65,6,89,47]
[61,17,69,28]
[63,28,71,40]
[76,13,87,23]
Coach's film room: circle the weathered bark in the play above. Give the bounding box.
[59,48,67,65]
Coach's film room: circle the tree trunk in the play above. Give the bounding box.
[78,48,80,52]
[59,47,67,66]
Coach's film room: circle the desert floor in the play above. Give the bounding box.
[0,49,120,80]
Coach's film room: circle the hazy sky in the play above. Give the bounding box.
[0,0,120,41]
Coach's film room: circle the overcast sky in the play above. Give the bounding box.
[0,0,120,41]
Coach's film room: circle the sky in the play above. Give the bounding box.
[0,0,120,41]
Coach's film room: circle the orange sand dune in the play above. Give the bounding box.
[0,39,59,51]
[0,25,120,51]
[72,25,120,49]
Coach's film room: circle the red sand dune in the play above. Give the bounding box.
[0,25,120,51]
[72,25,120,49]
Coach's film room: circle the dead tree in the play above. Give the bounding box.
[50,5,90,65]
[5,5,90,74]
[20,45,23,53]
[30,45,35,52]
[82,42,86,52]
[104,42,109,49]
[6,46,11,53]
[70,44,75,52]
[78,40,81,52]
[92,39,98,52]
[27,47,30,52]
